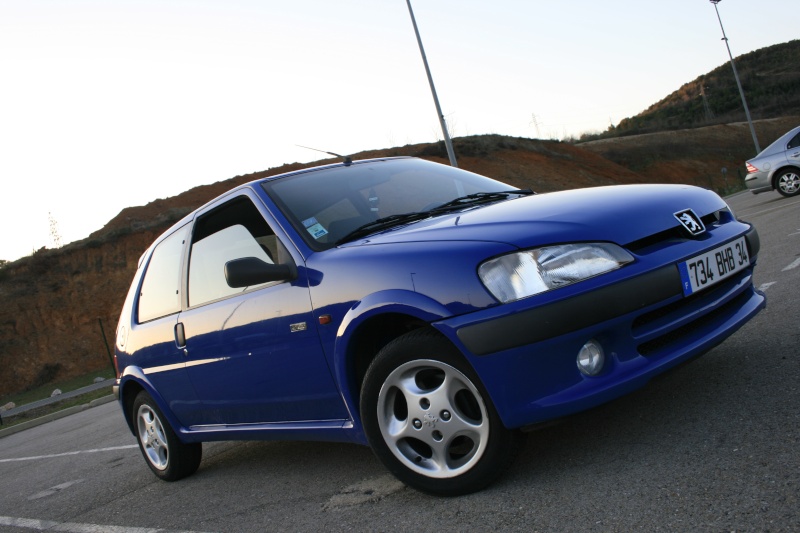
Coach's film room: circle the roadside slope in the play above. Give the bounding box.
[581,116,800,190]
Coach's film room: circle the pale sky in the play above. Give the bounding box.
[0,0,796,262]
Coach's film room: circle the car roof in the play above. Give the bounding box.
[257,156,415,185]
[752,125,800,160]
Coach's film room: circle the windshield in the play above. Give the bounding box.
[262,158,516,251]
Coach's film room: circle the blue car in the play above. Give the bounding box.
[113,157,765,495]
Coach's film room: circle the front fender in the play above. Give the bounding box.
[332,289,453,435]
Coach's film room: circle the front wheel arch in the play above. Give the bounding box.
[348,315,430,411]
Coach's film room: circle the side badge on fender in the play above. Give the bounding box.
[290,322,307,333]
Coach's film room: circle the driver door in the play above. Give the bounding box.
[177,193,348,426]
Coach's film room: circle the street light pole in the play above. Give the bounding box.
[710,0,761,154]
[406,0,458,167]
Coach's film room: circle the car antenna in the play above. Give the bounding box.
[297,145,352,166]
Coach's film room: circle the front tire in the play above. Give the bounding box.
[133,391,202,481]
[360,330,524,496]
[775,168,800,197]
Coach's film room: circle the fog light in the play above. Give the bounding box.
[577,340,605,376]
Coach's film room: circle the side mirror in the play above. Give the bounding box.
[224,257,296,288]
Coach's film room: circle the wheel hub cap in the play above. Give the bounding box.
[137,405,169,471]
[376,359,489,479]
[779,173,799,194]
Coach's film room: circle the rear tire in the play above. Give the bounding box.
[360,330,524,496]
[775,168,800,197]
[132,391,202,481]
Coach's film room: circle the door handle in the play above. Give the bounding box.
[174,322,187,349]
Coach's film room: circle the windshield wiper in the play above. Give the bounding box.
[335,189,534,245]
[427,189,534,214]
[335,212,432,245]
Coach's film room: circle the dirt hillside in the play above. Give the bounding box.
[581,117,799,190]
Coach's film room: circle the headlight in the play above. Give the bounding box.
[478,243,634,303]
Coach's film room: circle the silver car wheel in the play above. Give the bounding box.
[137,403,169,471]
[376,359,489,479]
[777,171,800,195]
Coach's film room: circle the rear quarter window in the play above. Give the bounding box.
[137,225,189,323]
[788,131,800,150]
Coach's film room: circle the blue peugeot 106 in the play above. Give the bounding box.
[113,156,765,495]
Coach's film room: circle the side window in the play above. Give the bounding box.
[787,132,800,150]
[188,196,288,307]
[138,225,189,323]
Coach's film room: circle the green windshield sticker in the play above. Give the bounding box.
[302,217,329,240]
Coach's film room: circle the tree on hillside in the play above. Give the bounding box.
[596,40,800,139]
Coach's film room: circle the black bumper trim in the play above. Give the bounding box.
[457,265,681,356]
[745,224,760,258]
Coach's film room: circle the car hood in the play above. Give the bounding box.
[344,184,728,249]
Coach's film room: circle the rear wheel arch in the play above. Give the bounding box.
[120,380,145,435]
[132,390,202,481]
[772,165,800,196]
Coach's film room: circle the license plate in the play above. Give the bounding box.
[677,236,749,296]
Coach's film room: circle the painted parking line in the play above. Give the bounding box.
[758,282,777,291]
[0,445,137,464]
[782,258,800,271]
[0,516,215,533]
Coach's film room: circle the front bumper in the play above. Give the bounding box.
[435,227,765,430]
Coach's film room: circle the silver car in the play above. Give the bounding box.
[745,124,800,197]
